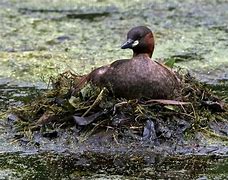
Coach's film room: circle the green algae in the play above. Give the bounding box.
[0,0,227,85]
[0,51,76,83]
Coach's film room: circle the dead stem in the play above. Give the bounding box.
[82,87,106,117]
[201,128,228,141]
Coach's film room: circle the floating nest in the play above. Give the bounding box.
[8,70,228,144]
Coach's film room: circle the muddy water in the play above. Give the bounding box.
[0,0,228,179]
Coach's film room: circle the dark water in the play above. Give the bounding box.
[0,0,227,179]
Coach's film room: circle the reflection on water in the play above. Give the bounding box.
[0,151,227,179]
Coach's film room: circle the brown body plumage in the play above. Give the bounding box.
[86,26,180,99]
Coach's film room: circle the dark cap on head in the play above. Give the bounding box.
[127,26,152,40]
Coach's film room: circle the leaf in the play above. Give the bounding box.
[164,105,177,111]
[73,111,104,126]
[142,120,157,141]
[36,111,56,125]
[164,58,176,68]
[68,96,80,108]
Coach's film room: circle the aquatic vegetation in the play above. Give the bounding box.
[8,70,227,146]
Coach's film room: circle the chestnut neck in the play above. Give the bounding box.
[132,32,154,58]
[133,51,152,58]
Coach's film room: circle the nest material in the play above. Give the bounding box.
[9,71,228,142]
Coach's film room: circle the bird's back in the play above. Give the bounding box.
[97,54,179,99]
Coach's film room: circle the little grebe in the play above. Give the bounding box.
[85,26,180,99]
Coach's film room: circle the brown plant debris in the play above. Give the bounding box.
[8,71,228,143]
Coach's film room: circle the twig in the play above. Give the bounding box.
[82,88,106,117]
[201,128,228,141]
[113,101,128,115]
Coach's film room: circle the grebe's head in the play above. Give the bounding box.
[121,26,154,58]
